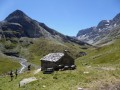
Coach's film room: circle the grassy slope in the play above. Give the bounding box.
[0,62,119,90]
[0,37,89,74]
[23,38,88,65]
[0,54,21,74]
[0,38,120,90]
[78,38,120,66]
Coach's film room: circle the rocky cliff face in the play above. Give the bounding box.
[77,13,120,44]
[4,10,51,38]
[0,10,88,45]
[111,13,120,26]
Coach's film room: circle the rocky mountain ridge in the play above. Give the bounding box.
[0,10,89,46]
[77,13,120,44]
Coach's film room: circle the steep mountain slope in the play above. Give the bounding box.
[0,10,91,65]
[77,13,120,44]
[0,10,87,45]
[2,10,64,39]
[0,10,90,44]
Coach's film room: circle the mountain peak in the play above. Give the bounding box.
[77,12,120,44]
[12,9,25,15]
[5,10,28,21]
[97,20,110,29]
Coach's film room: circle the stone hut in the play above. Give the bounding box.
[40,51,75,71]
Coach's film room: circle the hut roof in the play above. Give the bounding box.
[40,53,64,62]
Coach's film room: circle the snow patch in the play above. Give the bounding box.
[114,23,117,27]
[77,34,88,40]
[87,40,94,44]
[105,24,109,26]
[107,20,110,23]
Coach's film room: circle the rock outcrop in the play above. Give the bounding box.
[0,10,87,45]
[77,13,120,44]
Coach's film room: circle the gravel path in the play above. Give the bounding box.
[7,56,39,73]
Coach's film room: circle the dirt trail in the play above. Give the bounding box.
[7,56,39,73]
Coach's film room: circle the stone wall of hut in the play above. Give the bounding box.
[41,54,74,70]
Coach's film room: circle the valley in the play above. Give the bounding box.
[0,38,120,90]
[0,10,120,90]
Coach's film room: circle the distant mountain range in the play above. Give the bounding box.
[77,13,120,45]
[0,10,88,46]
[1,10,120,46]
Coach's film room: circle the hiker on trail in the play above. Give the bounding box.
[15,69,18,79]
[28,65,31,71]
[10,70,14,81]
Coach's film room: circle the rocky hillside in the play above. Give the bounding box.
[1,10,65,39]
[77,13,120,44]
[0,10,91,65]
[0,10,88,45]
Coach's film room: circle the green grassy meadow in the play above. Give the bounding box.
[0,54,21,75]
[22,38,88,65]
[0,38,120,90]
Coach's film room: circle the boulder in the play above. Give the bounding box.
[19,77,37,87]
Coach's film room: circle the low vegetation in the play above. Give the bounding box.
[0,54,20,75]
[0,38,120,90]
[0,37,89,65]
[21,38,88,65]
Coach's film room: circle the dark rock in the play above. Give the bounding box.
[79,52,87,57]
[111,13,120,25]
[1,22,25,38]
[97,20,111,29]
[0,10,88,46]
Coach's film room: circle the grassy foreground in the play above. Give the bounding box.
[0,62,120,90]
[0,39,120,90]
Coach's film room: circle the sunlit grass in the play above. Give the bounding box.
[0,38,120,90]
[0,54,20,74]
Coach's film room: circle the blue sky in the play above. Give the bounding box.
[0,0,120,36]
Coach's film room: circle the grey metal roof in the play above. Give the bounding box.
[40,53,64,62]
